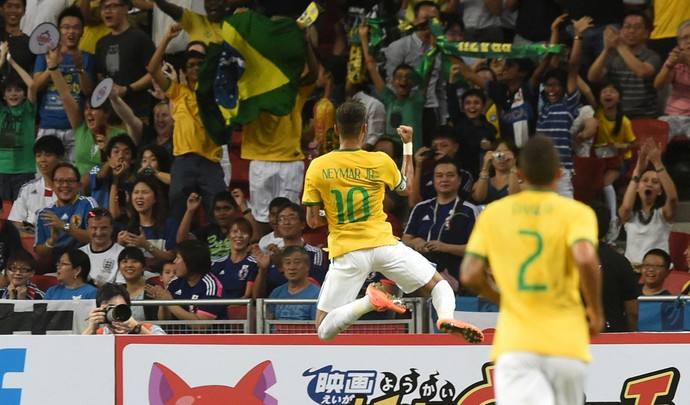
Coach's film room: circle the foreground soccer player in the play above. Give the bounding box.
[303,101,482,343]
[461,136,604,405]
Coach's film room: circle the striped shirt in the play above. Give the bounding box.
[536,90,580,169]
[0,282,45,299]
[605,47,661,118]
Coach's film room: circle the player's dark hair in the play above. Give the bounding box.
[96,283,131,307]
[335,101,367,139]
[175,240,211,275]
[34,135,65,158]
[518,135,560,186]
[643,249,672,269]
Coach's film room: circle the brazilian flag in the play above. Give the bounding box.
[197,10,307,146]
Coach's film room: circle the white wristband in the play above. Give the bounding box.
[403,142,413,156]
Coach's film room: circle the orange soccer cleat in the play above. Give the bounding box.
[366,283,407,314]
[437,318,484,344]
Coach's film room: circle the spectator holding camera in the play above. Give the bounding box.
[82,283,165,334]
[410,127,474,207]
[471,140,521,205]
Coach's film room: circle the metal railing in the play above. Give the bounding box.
[129,297,427,335]
[255,298,426,334]
[132,299,254,334]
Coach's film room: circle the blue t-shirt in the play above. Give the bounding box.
[268,282,320,320]
[167,273,224,319]
[35,51,96,129]
[44,283,97,300]
[35,196,98,255]
[89,165,137,209]
[213,254,258,299]
[141,217,179,253]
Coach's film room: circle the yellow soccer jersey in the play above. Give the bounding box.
[241,85,313,162]
[594,109,636,160]
[181,9,223,45]
[303,149,402,258]
[465,189,598,363]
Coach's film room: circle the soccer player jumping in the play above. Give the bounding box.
[303,101,482,344]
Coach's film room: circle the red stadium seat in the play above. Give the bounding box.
[669,232,690,271]
[21,236,36,258]
[1,200,11,219]
[631,119,669,152]
[572,156,605,203]
[30,274,59,292]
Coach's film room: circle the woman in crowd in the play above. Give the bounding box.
[213,217,257,299]
[117,177,177,262]
[0,250,44,299]
[138,144,172,187]
[44,249,97,300]
[471,140,521,205]
[117,247,158,320]
[146,240,225,324]
[619,139,678,267]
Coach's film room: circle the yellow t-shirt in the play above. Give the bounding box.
[80,24,111,54]
[241,84,313,161]
[465,189,598,362]
[303,149,402,258]
[651,0,690,40]
[181,9,223,45]
[594,109,636,160]
[165,81,222,162]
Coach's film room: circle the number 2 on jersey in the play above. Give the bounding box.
[518,230,547,291]
[331,187,370,224]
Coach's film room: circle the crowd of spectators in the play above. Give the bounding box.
[0,0,689,333]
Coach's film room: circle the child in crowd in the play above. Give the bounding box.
[0,42,37,202]
[594,82,636,242]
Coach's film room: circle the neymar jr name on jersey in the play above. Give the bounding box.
[321,167,379,180]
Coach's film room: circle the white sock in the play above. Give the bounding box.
[317,297,374,341]
[603,185,617,223]
[431,279,455,320]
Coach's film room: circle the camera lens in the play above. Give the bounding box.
[105,304,132,323]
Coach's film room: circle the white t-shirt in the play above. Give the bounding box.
[258,231,284,253]
[80,243,125,285]
[8,177,57,226]
[624,207,673,265]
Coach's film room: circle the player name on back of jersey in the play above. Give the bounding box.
[512,201,554,216]
[321,167,379,180]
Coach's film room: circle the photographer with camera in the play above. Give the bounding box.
[409,126,474,208]
[82,283,166,335]
[471,140,522,205]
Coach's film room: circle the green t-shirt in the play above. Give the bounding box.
[0,101,37,174]
[74,122,127,177]
[378,87,425,152]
